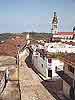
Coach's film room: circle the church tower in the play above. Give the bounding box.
[51,12,58,34]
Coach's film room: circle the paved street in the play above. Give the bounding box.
[19,51,56,100]
[0,81,20,100]
[0,49,57,100]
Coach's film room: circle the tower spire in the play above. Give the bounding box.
[51,12,58,34]
[54,12,56,17]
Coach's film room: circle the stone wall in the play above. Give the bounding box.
[0,72,6,94]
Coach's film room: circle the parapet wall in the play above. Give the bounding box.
[0,72,6,94]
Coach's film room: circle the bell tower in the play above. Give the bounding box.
[51,12,58,34]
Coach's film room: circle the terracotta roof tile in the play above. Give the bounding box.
[57,32,75,35]
[62,53,75,66]
[0,36,26,57]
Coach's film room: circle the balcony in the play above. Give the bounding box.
[55,67,75,88]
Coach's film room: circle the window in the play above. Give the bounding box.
[42,64,43,68]
[40,54,42,58]
[48,59,52,63]
[43,56,45,60]
[68,65,74,74]
[48,69,52,77]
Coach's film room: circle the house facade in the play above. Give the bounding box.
[32,48,64,79]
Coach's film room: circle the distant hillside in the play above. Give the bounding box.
[0,33,16,41]
[22,32,52,40]
[0,32,52,42]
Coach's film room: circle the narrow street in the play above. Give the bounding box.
[0,81,20,100]
[19,50,56,100]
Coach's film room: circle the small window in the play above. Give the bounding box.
[42,64,43,68]
[43,56,45,60]
[48,69,52,77]
[40,54,42,57]
[68,65,74,74]
[48,59,52,63]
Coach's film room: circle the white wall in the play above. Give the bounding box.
[48,59,64,78]
[32,52,48,78]
[48,46,75,53]
[32,51,64,79]
[53,34,73,39]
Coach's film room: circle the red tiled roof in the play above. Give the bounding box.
[0,36,26,57]
[57,32,75,35]
[61,53,75,66]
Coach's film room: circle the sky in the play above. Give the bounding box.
[0,0,75,33]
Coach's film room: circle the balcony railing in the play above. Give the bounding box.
[55,67,75,88]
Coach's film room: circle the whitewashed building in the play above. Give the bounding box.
[32,49,64,79]
[53,32,75,40]
[31,43,75,81]
[44,42,75,53]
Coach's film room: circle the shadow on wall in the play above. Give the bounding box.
[25,56,31,68]
[41,79,71,100]
[41,79,63,100]
[25,55,41,76]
